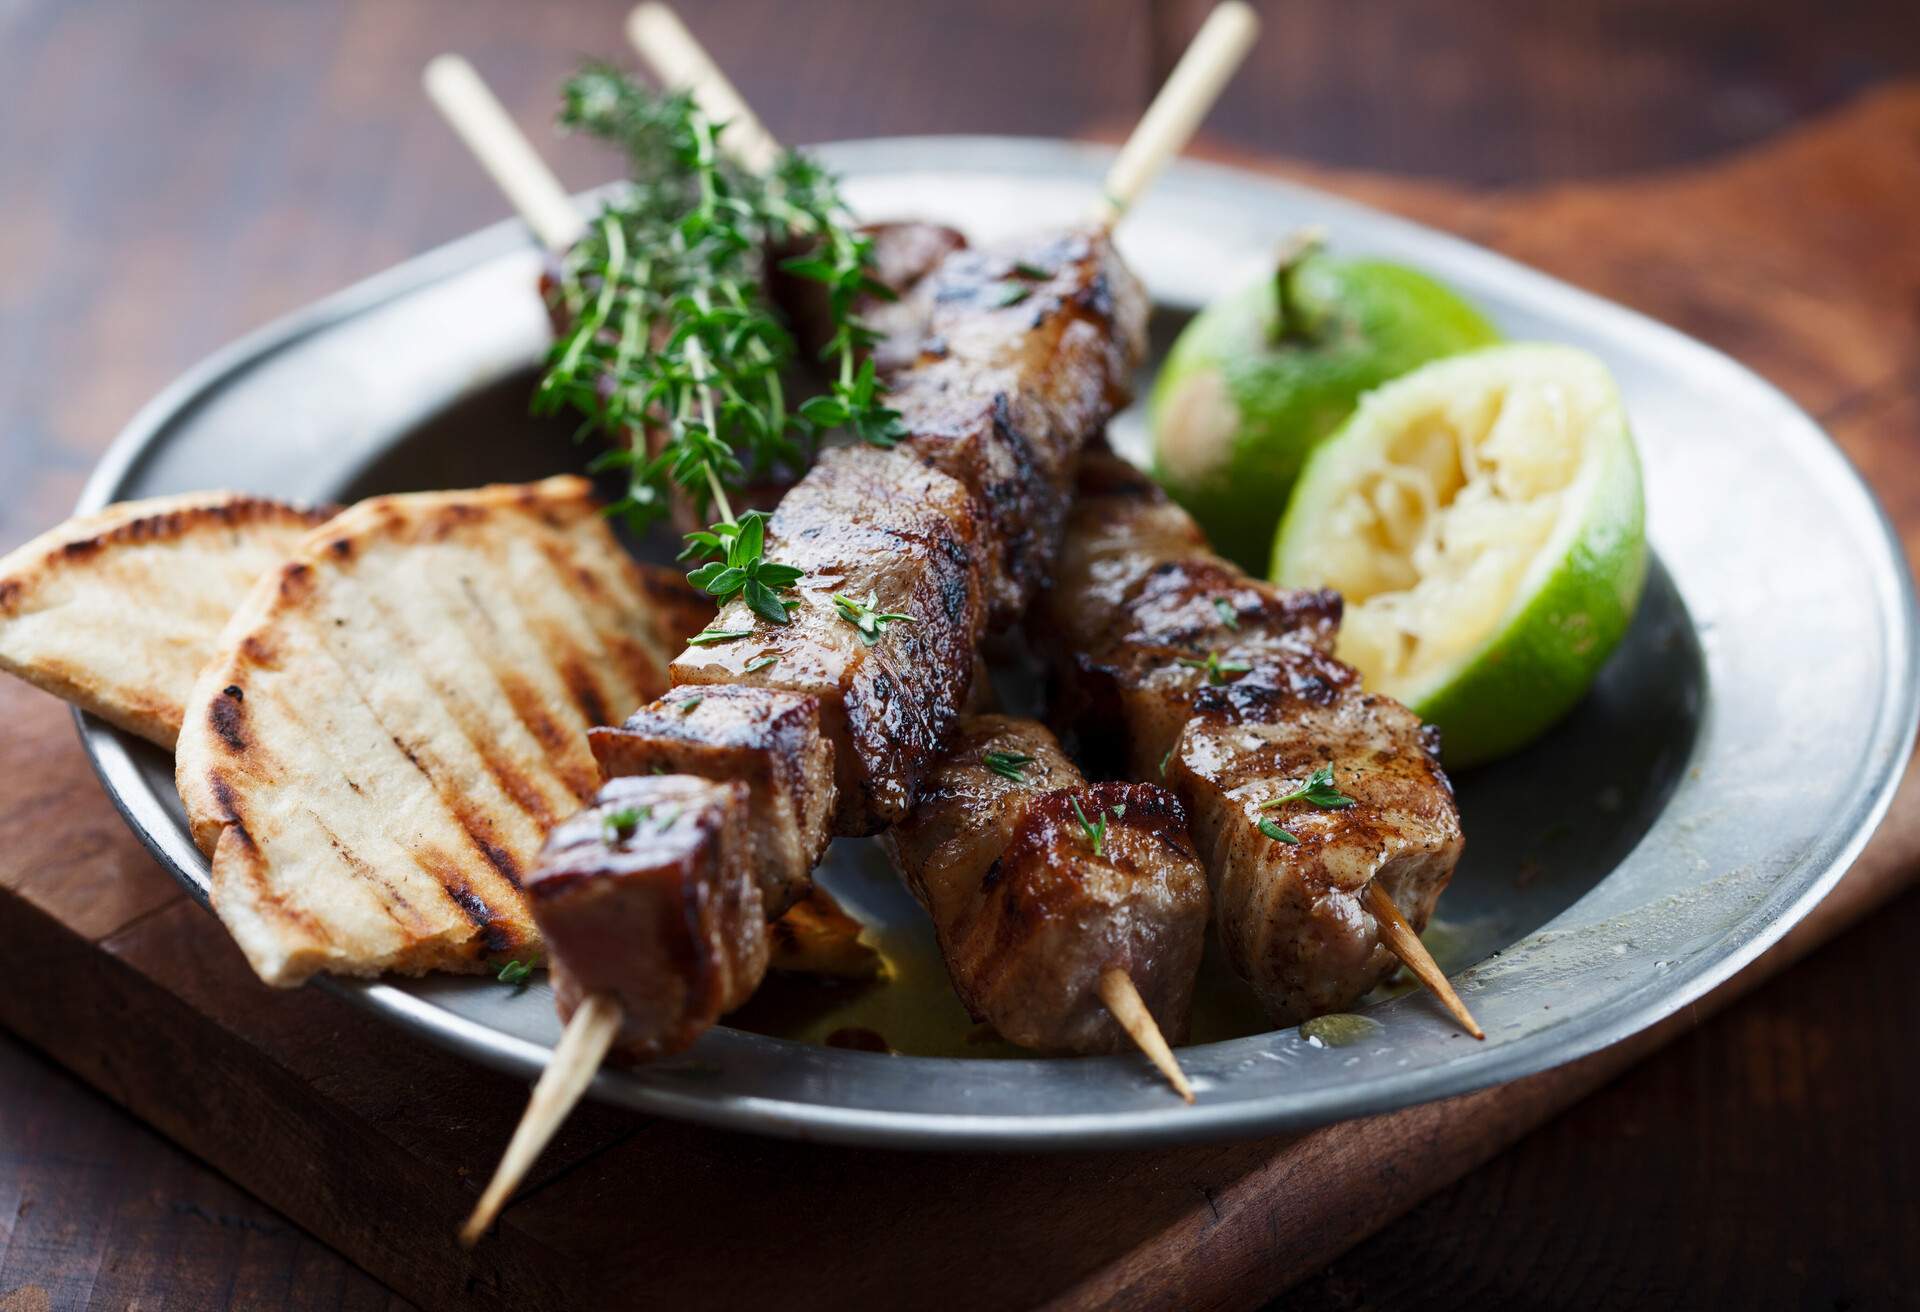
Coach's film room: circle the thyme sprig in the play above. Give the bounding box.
[1176,650,1252,685]
[683,510,800,623]
[538,65,899,621]
[1255,765,1357,844]
[1070,798,1126,857]
[832,591,915,646]
[603,804,649,845]
[983,749,1036,783]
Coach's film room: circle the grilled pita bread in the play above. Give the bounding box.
[175,476,710,987]
[0,493,337,747]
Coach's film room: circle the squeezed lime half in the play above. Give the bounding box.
[1272,343,1647,768]
[1151,243,1500,571]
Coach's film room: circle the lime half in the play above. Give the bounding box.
[1272,344,1647,767]
[1149,245,1500,572]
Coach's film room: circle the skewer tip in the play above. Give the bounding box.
[1098,967,1197,1102]
[1093,0,1262,228]
[1363,882,1485,1040]
[459,992,625,1246]
[421,51,586,253]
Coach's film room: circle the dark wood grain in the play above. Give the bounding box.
[0,1038,412,1312]
[2,1,1919,1308]
[1158,0,1920,185]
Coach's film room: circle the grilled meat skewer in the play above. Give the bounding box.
[883,714,1209,1067]
[532,228,1148,1062]
[1041,450,1471,1029]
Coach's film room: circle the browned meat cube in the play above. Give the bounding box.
[588,685,836,916]
[527,776,767,1062]
[670,445,987,835]
[884,715,1209,1053]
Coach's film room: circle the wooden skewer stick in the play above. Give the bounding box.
[1364,882,1486,1040]
[1098,969,1196,1102]
[1091,1,1261,229]
[459,992,621,1247]
[423,55,586,253]
[443,3,1255,1241]
[626,3,782,173]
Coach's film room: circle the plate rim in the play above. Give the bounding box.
[71,135,1920,1150]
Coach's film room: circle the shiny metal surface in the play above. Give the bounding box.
[75,138,1918,1148]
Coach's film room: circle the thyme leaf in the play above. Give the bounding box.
[832,591,915,646]
[1257,819,1300,845]
[983,749,1036,782]
[1070,796,1109,858]
[1254,765,1355,844]
[603,804,649,844]
[1260,764,1356,812]
[1176,650,1252,685]
[684,510,800,623]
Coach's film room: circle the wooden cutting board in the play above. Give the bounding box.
[3,85,1918,1312]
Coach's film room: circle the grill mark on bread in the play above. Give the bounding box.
[208,685,247,752]
[0,494,337,748]
[209,777,256,852]
[531,535,654,721]
[295,620,536,912]
[446,884,517,956]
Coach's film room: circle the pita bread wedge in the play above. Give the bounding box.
[175,476,710,987]
[0,493,337,747]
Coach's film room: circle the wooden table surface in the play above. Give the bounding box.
[3,1,1918,1307]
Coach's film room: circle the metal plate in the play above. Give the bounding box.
[75,138,1918,1149]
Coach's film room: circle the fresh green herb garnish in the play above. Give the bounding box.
[983,749,1036,782]
[687,627,753,646]
[1261,764,1356,812]
[992,282,1032,307]
[1213,596,1239,630]
[743,654,779,674]
[537,66,901,629]
[1070,796,1109,857]
[1255,765,1356,843]
[678,696,704,714]
[832,591,915,646]
[1176,650,1252,685]
[1010,260,1050,280]
[603,804,649,844]
[498,959,535,988]
[1257,819,1299,845]
[683,511,802,624]
[1159,744,1175,777]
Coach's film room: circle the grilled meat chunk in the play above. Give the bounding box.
[527,776,767,1062]
[776,220,970,376]
[670,444,988,835]
[1042,451,1464,1024]
[891,229,1149,626]
[588,684,836,916]
[883,715,1209,1053]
